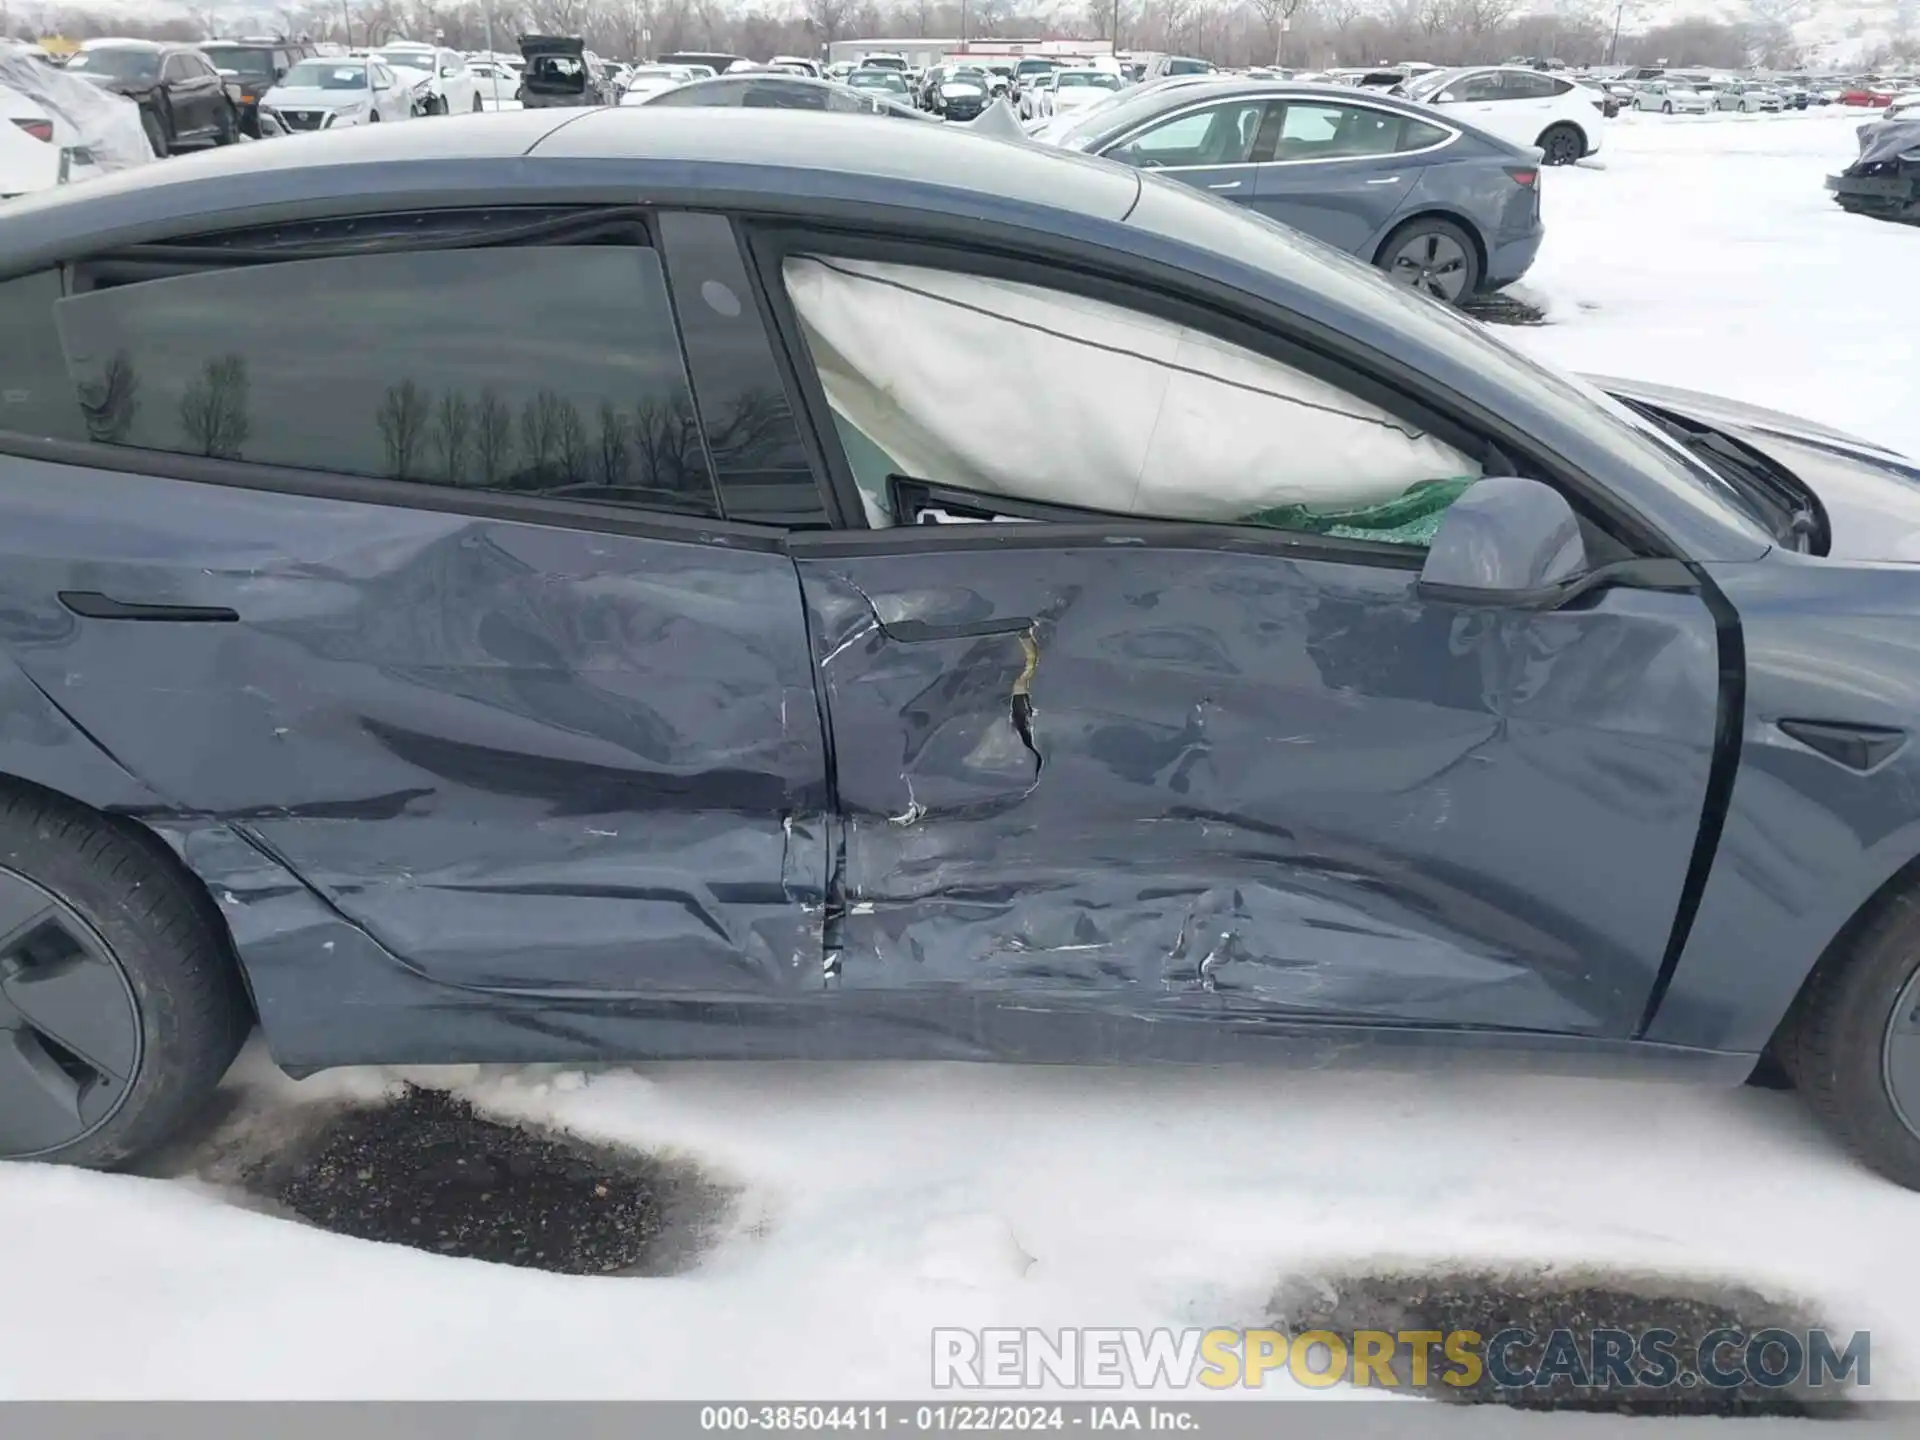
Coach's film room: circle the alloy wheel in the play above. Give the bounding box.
[1882,964,1920,1141]
[0,868,140,1159]
[1386,231,1472,303]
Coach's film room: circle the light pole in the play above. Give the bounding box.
[1607,0,1627,66]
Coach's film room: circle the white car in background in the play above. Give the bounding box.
[468,58,520,109]
[1632,79,1712,115]
[1035,67,1124,120]
[1401,64,1602,165]
[1,83,74,197]
[619,65,693,105]
[1,42,149,197]
[260,57,413,132]
[377,44,479,115]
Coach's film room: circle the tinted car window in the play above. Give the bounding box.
[1273,103,1405,160]
[201,45,276,79]
[0,271,89,443]
[68,49,161,80]
[1502,71,1562,99]
[48,246,723,517]
[1397,116,1450,150]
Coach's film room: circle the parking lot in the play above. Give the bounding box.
[1,85,1918,1411]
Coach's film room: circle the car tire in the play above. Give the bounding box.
[141,108,169,158]
[1783,894,1920,1189]
[0,785,251,1170]
[214,102,236,146]
[1537,123,1584,165]
[1661,101,1673,114]
[1374,216,1482,305]
[472,93,484,112]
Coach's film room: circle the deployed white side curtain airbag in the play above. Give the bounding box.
[783,256,1480,527]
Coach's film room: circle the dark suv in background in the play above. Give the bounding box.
[62,39,236,156]
[198,38,317,138]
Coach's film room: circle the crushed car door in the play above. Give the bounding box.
[774,248,1723,1042]
[1,214,829,1000]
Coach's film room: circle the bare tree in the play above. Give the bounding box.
[597,400,632,488]
[804,0,853,48]
[554,398,590,483]
[178,355,251,460]
[432,390,473,485]
[1250,0,1314,65]
[475,388,515,485]
[376,379,432,480]
[520,389,569,477]
[77,350,140,444]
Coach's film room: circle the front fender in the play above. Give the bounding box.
[1649,557,1920,1051]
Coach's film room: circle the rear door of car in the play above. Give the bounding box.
[1251,99,1440,253]
[0,207,834,1006]
[755,230,1725,1046]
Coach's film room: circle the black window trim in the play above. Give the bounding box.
[743,219,1652,566]
[652,208,845,530]
[0,203,813,553]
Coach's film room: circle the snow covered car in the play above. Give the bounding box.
[0,44,152,197]
[1826,115,1920,224]
[259,58,415,132]
[11,110,1920,1196]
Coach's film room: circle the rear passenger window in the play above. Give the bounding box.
[0,271,89,442]
[1398,117,1450,151]
[48,246,724,517]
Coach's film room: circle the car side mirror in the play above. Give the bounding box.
[442,66,459,77]
[1417,476,1589,605]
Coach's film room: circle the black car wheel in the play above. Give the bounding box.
[140,108,169,158]
[1661,100,1673,114]
[473,93,484,112]
[1376,218,1480,305]
[1537,123,1583,165]
[214,102,237,146]
[1782,892,1920,1188]
[0,786,250,1169]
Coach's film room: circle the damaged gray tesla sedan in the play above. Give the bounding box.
[5,112,1920,1188]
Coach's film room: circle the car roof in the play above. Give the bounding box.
[0,109,1142,269]
[79,38,173,51]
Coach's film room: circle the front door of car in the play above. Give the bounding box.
[1250,100,1426,253]
[770,243,1723,1041]
[0,211,833,1001]
[1099,96,1275,205]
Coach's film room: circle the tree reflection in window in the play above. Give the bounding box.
[77,349,140,444]
[178,354,251,460]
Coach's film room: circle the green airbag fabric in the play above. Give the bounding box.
[1244,476,1478,546]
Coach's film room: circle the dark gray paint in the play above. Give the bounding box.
[790,533,1721,1037]
[1050,81,1543,289]
[0,113,1917,1083]
[0,460,831,1008]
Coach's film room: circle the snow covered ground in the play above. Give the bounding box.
[1509,106,1918,459]
[3,105,1919,1405]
